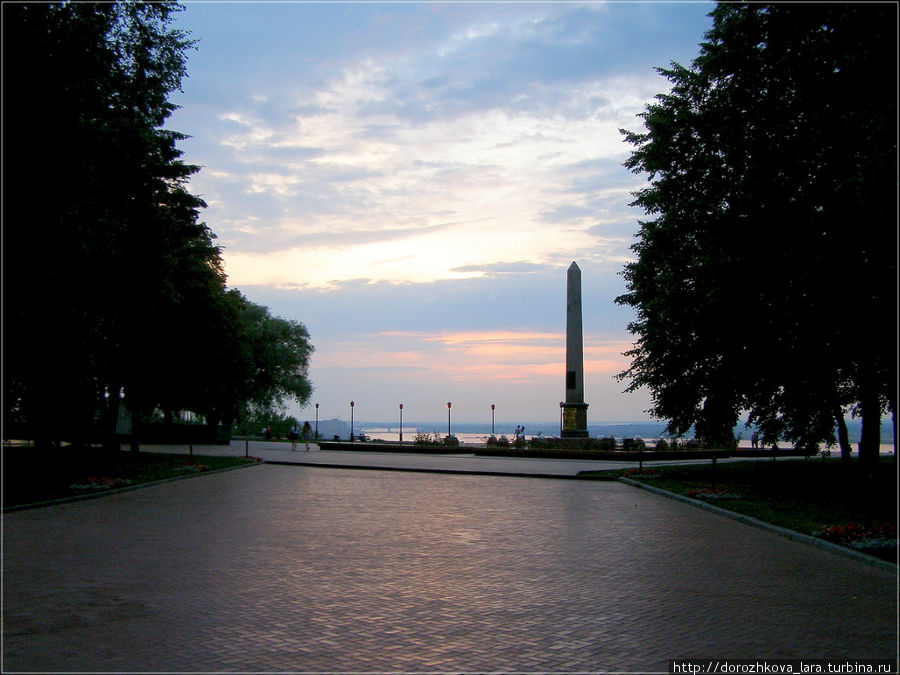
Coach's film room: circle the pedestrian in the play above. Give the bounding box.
[288,421,300,451]
[302,421,313,450]
[751,430,759,449]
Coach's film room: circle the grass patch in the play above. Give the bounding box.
[590,458,897,562]
[2,446,258,508]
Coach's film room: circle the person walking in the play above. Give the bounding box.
[289,421,300,451]
[302,421,313,450]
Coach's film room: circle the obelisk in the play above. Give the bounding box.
[561,261,589,438]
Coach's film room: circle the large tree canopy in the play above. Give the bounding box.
[3,2,313,446]
[616,3,896,462]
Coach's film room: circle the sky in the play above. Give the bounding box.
[167,1,716,426]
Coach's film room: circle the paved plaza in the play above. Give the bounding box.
[3,455,897,673]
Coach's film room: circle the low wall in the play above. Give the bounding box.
[318,441,464,454]
[317,441,815,461]
[476,448,732,461]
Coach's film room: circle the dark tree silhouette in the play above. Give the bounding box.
[3,2,314,447]
[617,3,896,461]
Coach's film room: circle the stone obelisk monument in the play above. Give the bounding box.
[561,261,589,438]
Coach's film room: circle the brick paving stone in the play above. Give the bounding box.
[2,464,897,673]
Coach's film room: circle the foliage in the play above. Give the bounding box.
[685,487,741,501]
[232,410,303,440]
[4,2,211,444]
[222,290,314,426]
[413,432,460,446]
[597,437,617,451]
[617,4,896,461]
[622,467,658,478]
[815,522,896,547]
[2,2,314,446]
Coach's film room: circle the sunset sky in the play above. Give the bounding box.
[167,1,716,426]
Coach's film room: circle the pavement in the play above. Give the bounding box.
[3,442,897,673]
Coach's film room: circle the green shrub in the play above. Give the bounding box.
[415,431,445,445]
[597,436,616,451]
[655,438,669,451]
[443,435,460,447]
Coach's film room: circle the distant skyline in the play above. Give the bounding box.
[167,1,717,423]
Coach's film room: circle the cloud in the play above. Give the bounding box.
[231,266,651,423]
[236,260,636,342]
[172,3,709,289]
[166,2,713,422]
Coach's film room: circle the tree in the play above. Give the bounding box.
[617,3,896,461]
[3,3,253,447]
[224,291,315,426]
[3,3,318,448]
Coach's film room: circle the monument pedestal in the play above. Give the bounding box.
[561,402,589,438]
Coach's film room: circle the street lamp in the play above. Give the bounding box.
[399,403,404,443]
[447,401,452,438]
[559,401,564,436]
[315,403,319,439]
[350,401,355,442]
[491,404,495,435]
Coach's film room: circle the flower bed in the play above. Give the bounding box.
[69,476,132,491]
[176,463,212,472]
[814,522,897,556]
[622,467,659,478]
[685,487,741,500]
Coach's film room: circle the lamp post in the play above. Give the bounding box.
[314,403,319,439]
[559,401,564,437]
[447,401,452,438]
[399,403,404,443]
[491,404,495,435]
[350,401,355,442]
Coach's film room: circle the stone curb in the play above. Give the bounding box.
[264,459,618,481]
[2,459,265,513]
[617,477,898,572]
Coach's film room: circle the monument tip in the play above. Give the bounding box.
[569,261,579,270]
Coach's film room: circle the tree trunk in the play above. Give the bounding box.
[130,407,141,453]
[857,394,881,468]
[836,412,852,462]
[104,385,122,452]
[893,410,897,462]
